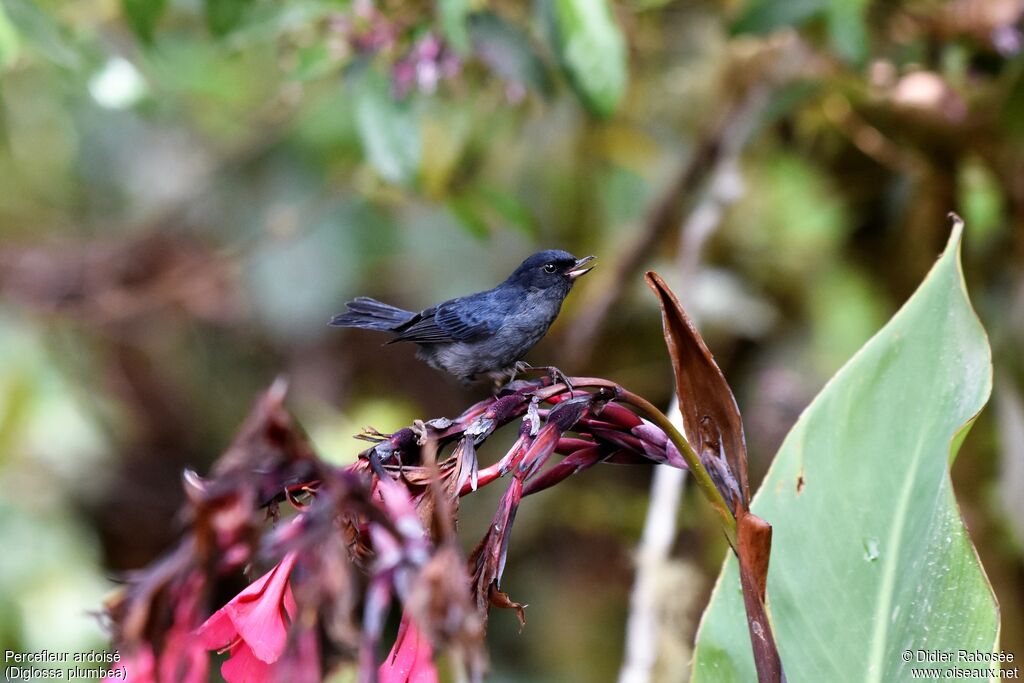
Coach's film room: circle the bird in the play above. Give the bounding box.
[329,250,596,383]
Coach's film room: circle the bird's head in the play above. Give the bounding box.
[507,250,597,293]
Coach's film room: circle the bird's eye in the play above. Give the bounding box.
[543,263,557,273]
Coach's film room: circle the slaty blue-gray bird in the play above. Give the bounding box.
[329,250,596,383]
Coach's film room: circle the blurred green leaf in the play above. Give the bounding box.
[727,152,851,285]
[476,186,537,236]
[420,101,471,197]
[445,186,538,238]
[0,0,78,68]
[469,11,553,96]
[0,500,110,651]
[290,42,336,81]
[1003,66,1024,139]
[958,157,1003,248]
[0,2,20,69]
[292,87,360,162]
[733,0,867,64]
[447,194,491,239]
[731,0,824,35]
[139,34,276,136]
[205,0,252,36]
[219,1,335,48]
[550,0,627,118]
[355,71,421,186]
[440,0,471,55]
[693,223,997,681]
[808,263,887,375]
[596,162,649,226]
[825,0,868,64]
[122,0,165,44]
[0,372,31,461]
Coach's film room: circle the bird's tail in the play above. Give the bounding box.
[329,297,415,332]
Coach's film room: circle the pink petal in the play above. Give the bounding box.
[195,607,238,650]
[275,625,320,683]
[283,584,297,619]
[158,628,209,683]
[221,641,275,683]
[226,552,298,663]
[379,614,438,683]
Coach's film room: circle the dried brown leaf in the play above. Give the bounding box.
[644,271,749,509]
[489,585,527,630]
[645,272,784,683]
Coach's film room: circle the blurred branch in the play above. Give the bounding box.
[0,233,239,325]
[617,147,751,683]
[619,400,687,683]
[996,376,1024,548]
[563,34,807,364]
[821,93,925,173]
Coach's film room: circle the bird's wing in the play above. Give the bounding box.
[389,296,497,344]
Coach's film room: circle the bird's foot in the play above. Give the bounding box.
[506,362,574,392]
[508,360,532,383]
[491,363,527,393]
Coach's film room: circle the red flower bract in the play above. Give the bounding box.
[105,376,702,682]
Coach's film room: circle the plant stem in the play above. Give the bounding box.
[618,390,737,548]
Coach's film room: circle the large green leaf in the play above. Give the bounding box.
[692,221,998,682]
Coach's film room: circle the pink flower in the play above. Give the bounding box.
[106,647,153,683]
[113,574,209,683]
[275,624,321,683]
[158,619,209,683]
[196,552,298,683]
[379,613,438,683]
[111,628,205,683]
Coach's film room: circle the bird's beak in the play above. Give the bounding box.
[566,255,597,280]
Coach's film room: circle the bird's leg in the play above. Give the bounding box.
[510,362,574,391]
[539,365,574,392]
[507,360,532,383]
[491,361,530,392]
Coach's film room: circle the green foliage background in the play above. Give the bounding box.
[0,0,1022,680]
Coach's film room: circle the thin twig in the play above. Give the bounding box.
[618,399,687,683]
[564,88,767,364]
[563,34,810,365]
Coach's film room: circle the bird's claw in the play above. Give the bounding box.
[544,366,574,392]
[509,360,532,382]
[411,420,429,446]
[505,362,573,392]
